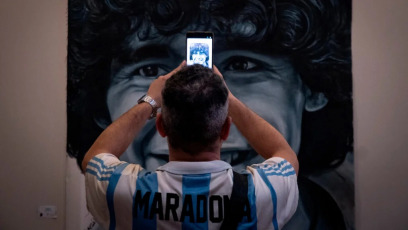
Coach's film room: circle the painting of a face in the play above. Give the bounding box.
[192,52,207,65]
[106,30,307,170]
[68,0,353,229]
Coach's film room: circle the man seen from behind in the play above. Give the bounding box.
[82,62,299,229]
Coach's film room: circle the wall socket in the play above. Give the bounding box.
[38,205,57,219]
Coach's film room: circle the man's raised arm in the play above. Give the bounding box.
[81,61,186,172]
[214,66,299,175]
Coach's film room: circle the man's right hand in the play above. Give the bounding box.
[82,61,187,173]
[147,61,186,108]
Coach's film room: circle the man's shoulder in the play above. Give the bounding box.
[245,157,298,201]
[247,157,297,177]
[85,153,145,181]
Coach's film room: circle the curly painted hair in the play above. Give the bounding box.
[68,0,352,174]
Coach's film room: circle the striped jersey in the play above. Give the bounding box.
[86,153,298,230]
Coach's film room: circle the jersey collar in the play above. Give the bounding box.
[157,160,232,175]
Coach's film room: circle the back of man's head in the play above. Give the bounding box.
[161,64,229,154]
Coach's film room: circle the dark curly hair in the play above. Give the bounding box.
[68,0,352,174]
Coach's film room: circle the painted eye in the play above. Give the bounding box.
[133,64,168,78]
[225,57,258,71]
[136,65,162,77]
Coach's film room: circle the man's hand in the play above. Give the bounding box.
[213,65,233,98]
[147,61,186,107]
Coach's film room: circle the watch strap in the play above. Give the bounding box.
[137,95,158,119]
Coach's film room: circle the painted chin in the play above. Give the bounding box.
[134,123,265,170]
[220,149,260,166]
[143,148,262,171]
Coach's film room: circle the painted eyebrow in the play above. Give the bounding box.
[117,44,171,64]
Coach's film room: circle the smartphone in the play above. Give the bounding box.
[186,31,213,69]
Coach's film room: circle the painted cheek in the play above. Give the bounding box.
[232,80,305,144]
[107,83,145,120]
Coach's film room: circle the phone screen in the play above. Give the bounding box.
[186,32,213,69]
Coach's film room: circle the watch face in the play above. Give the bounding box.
[138,95,158,119]
[145,96,154,104]
[146,95,158,108]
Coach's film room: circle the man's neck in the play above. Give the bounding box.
[168,145,221,162]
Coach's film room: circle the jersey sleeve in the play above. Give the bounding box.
[84,153,143,228]
[247,157,299,229]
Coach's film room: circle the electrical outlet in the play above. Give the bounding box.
[38,205,57,219]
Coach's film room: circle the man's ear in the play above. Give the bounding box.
[304,87,329,112]
[156,114,167,137]
[220,116,232,141]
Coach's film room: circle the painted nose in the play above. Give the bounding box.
[147,124,248,155]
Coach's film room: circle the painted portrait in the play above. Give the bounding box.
[68,0,353,229]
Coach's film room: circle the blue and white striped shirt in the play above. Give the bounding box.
[86,153,298,230]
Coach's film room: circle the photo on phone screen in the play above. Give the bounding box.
[186,32,213,69]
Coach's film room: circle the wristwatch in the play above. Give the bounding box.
[137,94,159,119]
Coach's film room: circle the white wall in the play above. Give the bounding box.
[353,0,408,229]
[0,0,67,229]
[0,0,407,229]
